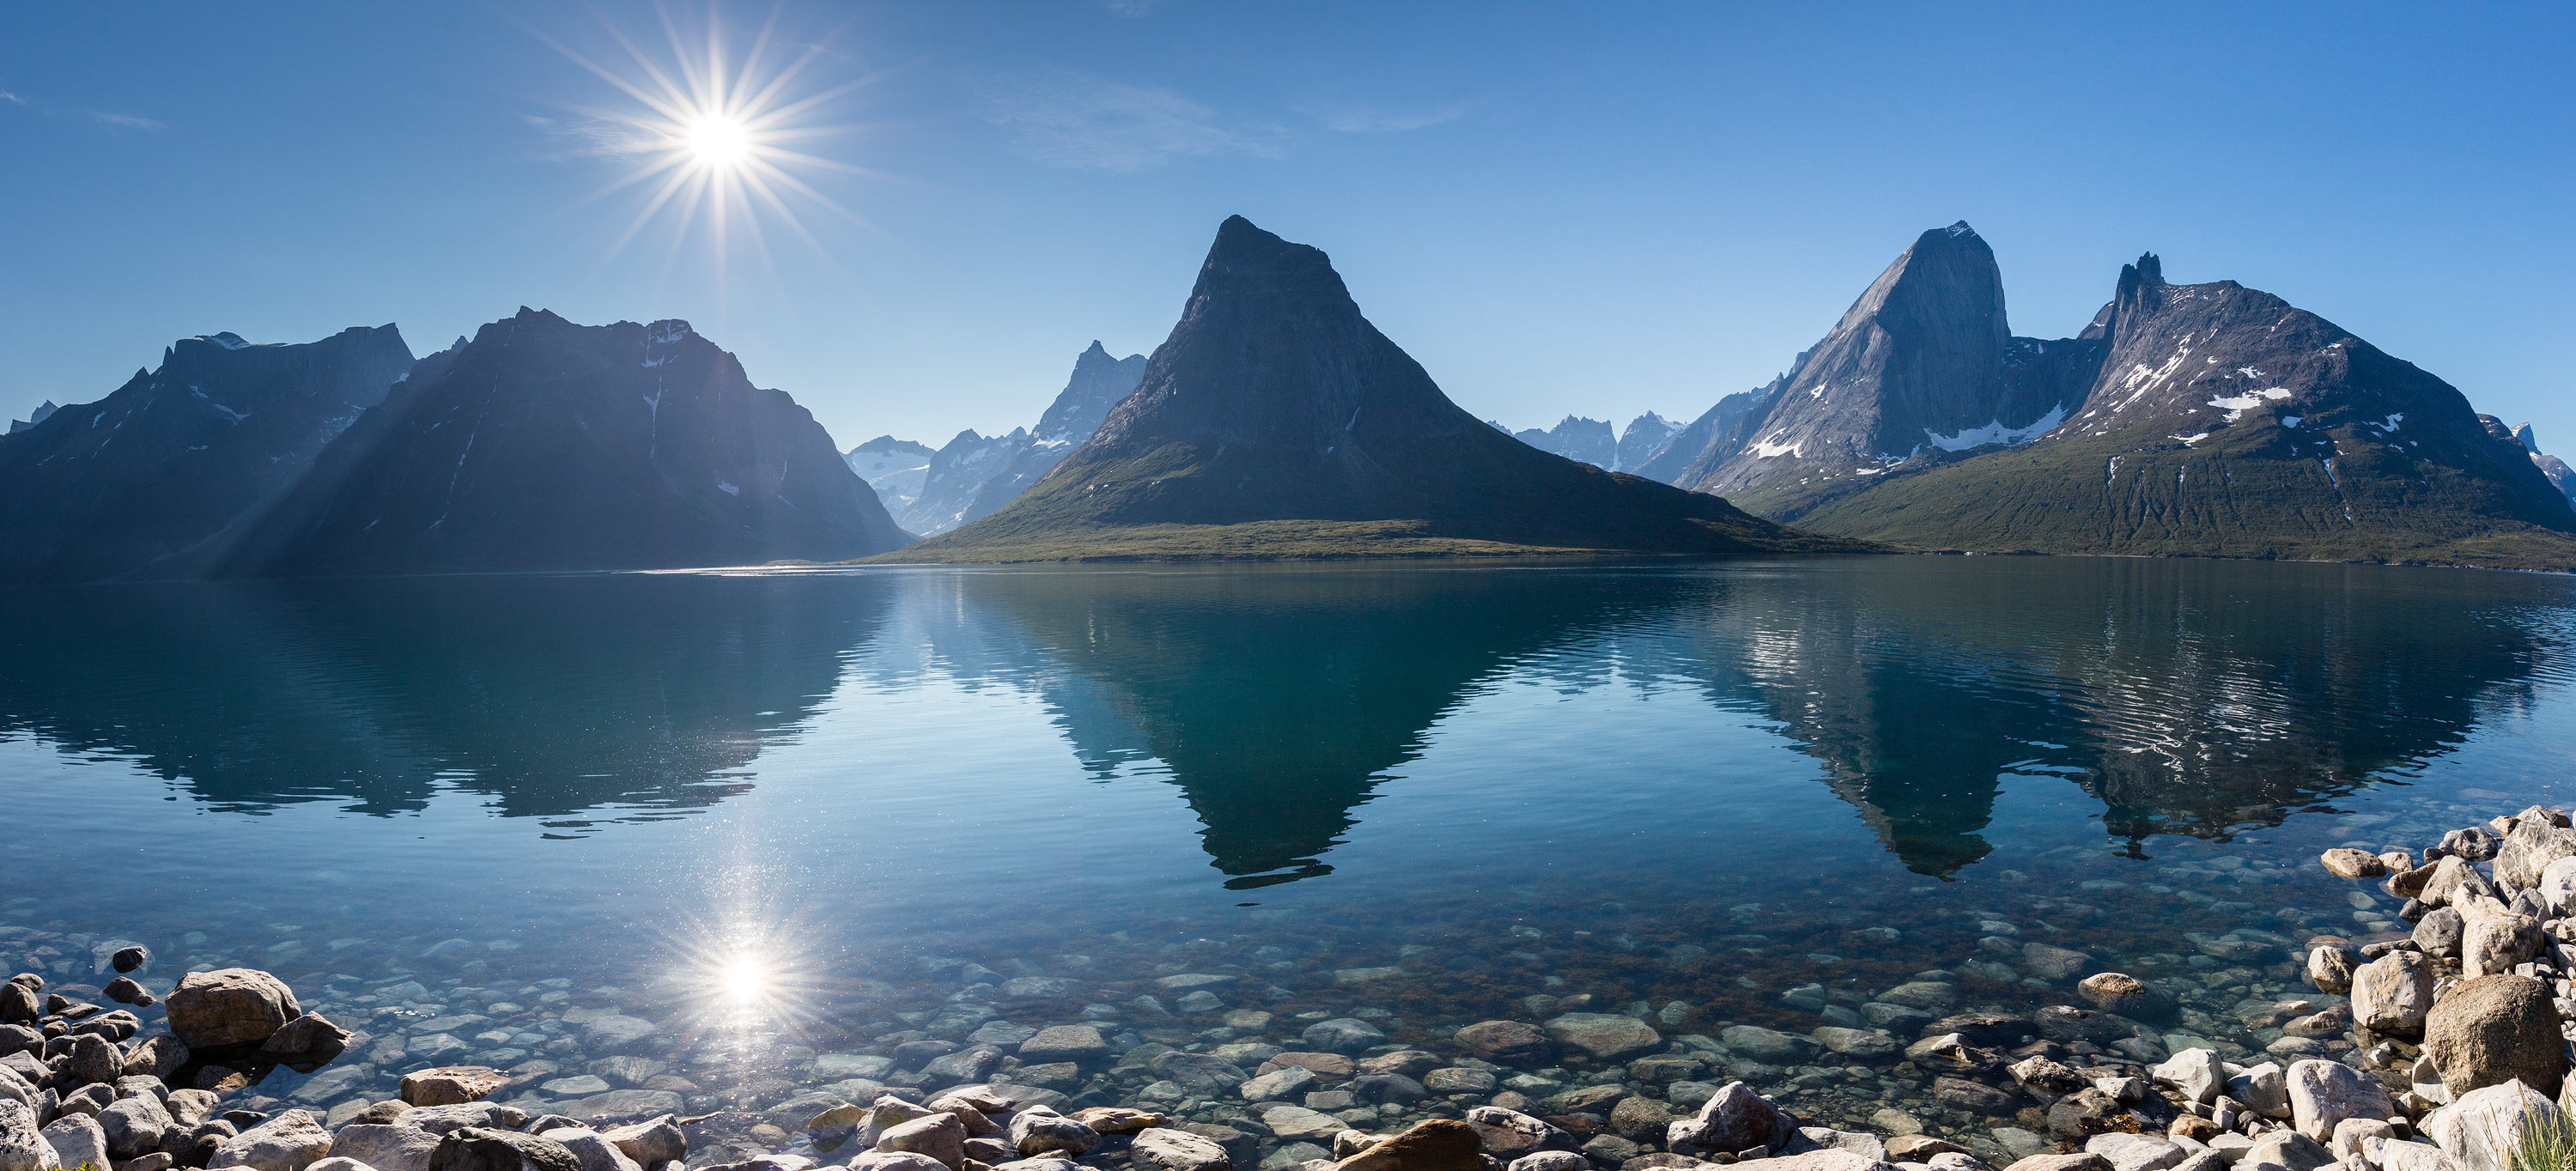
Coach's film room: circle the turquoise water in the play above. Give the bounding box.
[4,557,2573,1154]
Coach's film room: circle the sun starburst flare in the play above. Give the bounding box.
[528,3,885,278]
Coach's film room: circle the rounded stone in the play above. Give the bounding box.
[2423,974,2566,1097]
[166,970,301,1050]
[1454,1021,1550,1064]
[1540,1014,1662,1063]
[2076,974,2176,1021]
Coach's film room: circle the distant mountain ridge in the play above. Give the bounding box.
[0,325,416,581]
[843,434,935,511]
[884,342,1149,536]
[223,308,910,576]
[892,216,1864,561]
[1649,224,2576,568]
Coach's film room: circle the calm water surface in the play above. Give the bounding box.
[4,557,2573,1155]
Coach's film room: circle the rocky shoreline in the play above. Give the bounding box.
[8,803,2576,1171]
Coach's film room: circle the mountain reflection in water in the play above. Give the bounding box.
[1,557,2567,879]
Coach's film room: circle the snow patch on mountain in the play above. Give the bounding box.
[1923,403,2067,452]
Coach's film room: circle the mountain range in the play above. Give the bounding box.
[1544,222,2576,570]
[888,216,1859,561]
[4,215,2569,578]
[0,326,416,582]
[222,309,908,576]
[1495,412,1680,474]
[844,343,1149,537]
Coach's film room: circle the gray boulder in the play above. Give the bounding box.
[2287,1059,2392,1144]
[595,1117,683,1167]
[1005,1107,1096,1159]
[1540,1015,1661,1063]
[2150,1049,2227,1106]
[209,1111,334,1171]
[1298,1020,1384,1054]
[533,1130,637,1171]
[100,1092,172,1158]
[1129,1128,1230,1171]
[1462,1107,1566,1159]
[2426,974,2566,1097]
[1668,1082,1792,1157]
[325,1125,443,1171]
[875,1113,965,1169]
[2496,818,2576,888]
[166,971,301,1050]
[424,1129,579,1171]
[41,1116,109,1171]
[0,1101,55,1171]
[2353,951,2438,1038]
[2458,902,2544,980]
[2422,1080,2556,1171]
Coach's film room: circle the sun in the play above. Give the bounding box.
[684,112,751,171]
[528,5,883,270]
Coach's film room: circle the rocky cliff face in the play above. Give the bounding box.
[226,308,910,575]
[2514,423,2576,504]
[1792,254,2576,567]
[0,326,416,581]
[890,343,1150,536]
[898,216,1861,561]
[1680,223,2099,514]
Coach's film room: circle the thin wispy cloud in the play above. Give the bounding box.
[1309,102,1471,134]
[0,91,26,106]
[982,72,1291,172]
[89,111,166,132]
[1099,0,1163,16]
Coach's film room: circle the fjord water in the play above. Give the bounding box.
[4,556,2575,1136]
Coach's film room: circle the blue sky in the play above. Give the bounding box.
[3,3,2569,452]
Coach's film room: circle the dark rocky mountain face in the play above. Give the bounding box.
[225,308,910,576]
[898,215,1862,561]
[2513,422,2576,503]
[1681,222,2097,513]
[1615,411,1680,473]
[1510,415,1616,468]
[1795,255,2576,567]
[890,343,1150,536]
[0,326,415,582]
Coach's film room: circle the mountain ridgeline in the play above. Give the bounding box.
[222,309,910,576]
[891,216,1862,561]
[1585,221,2576,570]
[8,215,2567,578]
[0,326,416,582]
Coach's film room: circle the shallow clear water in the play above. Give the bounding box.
[6,556,2575,1157]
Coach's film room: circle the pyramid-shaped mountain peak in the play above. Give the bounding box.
[888,216,1866,562]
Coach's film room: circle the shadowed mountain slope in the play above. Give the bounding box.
[224,309,910,576]
[0,325,416,582]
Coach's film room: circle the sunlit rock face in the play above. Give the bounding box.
[1678,221,2101,517]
